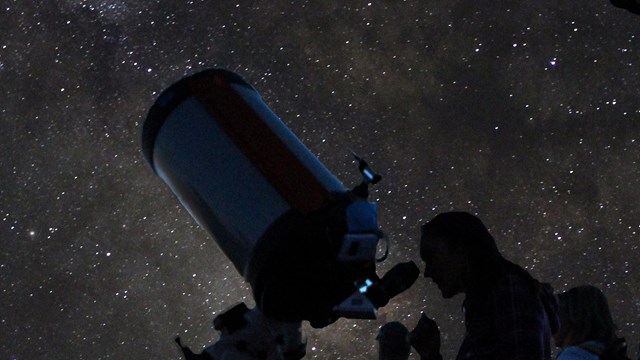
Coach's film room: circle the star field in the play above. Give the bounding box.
[1,1,639,359]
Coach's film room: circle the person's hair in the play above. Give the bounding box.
[556,285,618,347]
[420,211,539,294]
[420,211,501,264]
[377,321,410,360]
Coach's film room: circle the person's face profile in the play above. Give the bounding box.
[420,234,467,298]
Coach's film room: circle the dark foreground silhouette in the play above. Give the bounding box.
[610,0,640,15]
[554,285,632,360]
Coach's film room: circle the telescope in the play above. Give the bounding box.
[142,69,418,358]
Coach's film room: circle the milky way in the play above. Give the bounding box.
[1,2,639,359]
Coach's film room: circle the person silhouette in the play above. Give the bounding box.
[554,285,631,360]
[610,0,640,15]
[175,337,210,360]
[409,211,560,360]
[377,321,411,360]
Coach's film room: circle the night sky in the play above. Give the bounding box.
[1,1,639,359]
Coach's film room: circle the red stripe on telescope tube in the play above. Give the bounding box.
[189,72,334,213]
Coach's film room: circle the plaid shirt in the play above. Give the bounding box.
[456,271,557,360]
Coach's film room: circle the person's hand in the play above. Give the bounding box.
[409,313,442,360]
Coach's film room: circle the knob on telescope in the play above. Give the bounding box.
[350,151,382,199]
[352,151,382,184]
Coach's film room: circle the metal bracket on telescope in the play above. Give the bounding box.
[337,233,379,262]
[333,185,381,319]
[352,151,382,185]
[337,200,380,262]
[351,151,382,199]
[333,290,377,319]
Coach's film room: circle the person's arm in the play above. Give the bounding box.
[491,275,551,360]
[409,313,443,360]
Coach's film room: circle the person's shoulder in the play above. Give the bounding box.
[487,269,551,312]
[491,268,535,296]
[502,268,532,283]
[558,343,603,360]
